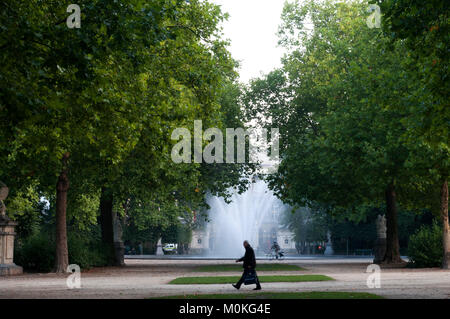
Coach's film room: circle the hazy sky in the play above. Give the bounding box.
[211,0,286,83]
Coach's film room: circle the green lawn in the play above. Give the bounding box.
[169,274,333,285]
[193,264,305,272]
[156,291,383,299]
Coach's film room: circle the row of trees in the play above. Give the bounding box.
[245,0,448,266]
[1,0,252,272]
[282,205,434,255]
[1,0,447,271]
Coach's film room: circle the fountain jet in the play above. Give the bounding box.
[206,179,285,257]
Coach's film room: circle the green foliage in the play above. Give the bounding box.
[380,0,449,147]
[282,206,328,244]
[284,205,428,254]
[242,0,447,264]
[380,0,449,207]
[15,226,112,272]
[177,224,193,244]
[1,0,253,269]
[264,0,422,209]
[162,224,181,244]
[162,223,193,246]
[123,198,180,243]
[14,232,55,272]
[67,191,100,230]
[6,183,43,239]
[68,229,112,269]
[407,221,443,268]
[6,0,445,271]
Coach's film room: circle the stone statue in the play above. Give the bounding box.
[373,214,387,264]
[156,238,164,256]
[0,181,9,219]
[324,231,334,255]
[0,181,23,275]
[376,215,387,239]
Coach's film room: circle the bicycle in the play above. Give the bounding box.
[266,250,285,260]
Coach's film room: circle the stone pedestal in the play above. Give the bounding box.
[0,218,23,276]
[373,238,386,264]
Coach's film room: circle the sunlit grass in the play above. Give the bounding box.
[169,274,333,284]
[193,264,305,272]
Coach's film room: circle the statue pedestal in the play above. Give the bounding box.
[0,264,23,276]
[324,245,334,255]
[373,238,386,264]
[0,218,23,276]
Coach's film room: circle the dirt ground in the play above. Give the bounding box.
[0,258,449,299]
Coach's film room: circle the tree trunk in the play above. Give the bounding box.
[441,179,449,269]
[382,183,404,264]
[99,188,114,245]
[99,187,122,265]
[54,154,70,273]
[99,187,114,264]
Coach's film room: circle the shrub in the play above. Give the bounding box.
[15,227,112,272]
[15,232,55,272]
[68,231,112,269]
[407,221,443,268]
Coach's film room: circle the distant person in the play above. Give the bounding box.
[271,241,282,259]
[233,240,261,290]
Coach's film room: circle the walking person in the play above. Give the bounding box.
[232,240,262,290]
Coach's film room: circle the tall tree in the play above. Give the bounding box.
[380,0,449,268]
[247,0,434,264]
[90,1,253,263]
[0,0,181,271]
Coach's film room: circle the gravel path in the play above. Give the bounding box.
[0,258,449,299]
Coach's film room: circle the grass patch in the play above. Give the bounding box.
[156,291,383,299]
[193,264,305,272]
[169,274,333,285]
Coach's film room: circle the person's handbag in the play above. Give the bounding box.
[244,270,257,285]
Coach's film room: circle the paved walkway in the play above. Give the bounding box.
[0,258,449,299]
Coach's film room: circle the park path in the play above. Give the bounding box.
[0,258,449,299]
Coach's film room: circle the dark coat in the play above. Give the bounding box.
[238,245,256,269]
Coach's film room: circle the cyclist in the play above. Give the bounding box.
[271,241,282,259]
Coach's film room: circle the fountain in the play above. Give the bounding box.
[206,178,286,257]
